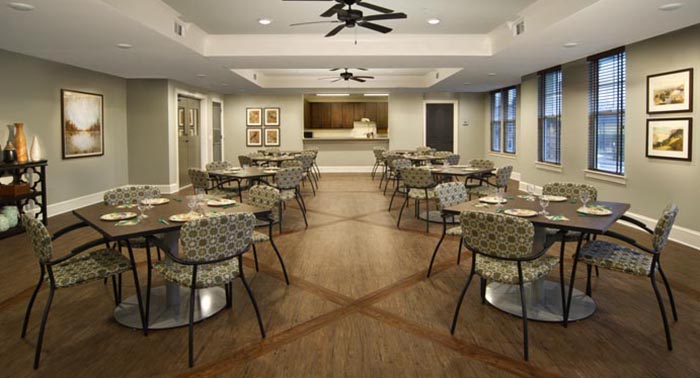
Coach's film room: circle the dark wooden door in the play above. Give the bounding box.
[425,103,454,152]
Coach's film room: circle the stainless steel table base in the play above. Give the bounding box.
[114,286,227,330]
[485,280,595,323]
[418,211,458,224]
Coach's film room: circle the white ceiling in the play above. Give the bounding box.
[162,0,536,35]
[0,0,698,94]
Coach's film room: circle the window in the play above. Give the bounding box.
[490,87,517,154]
[588,48,626,175]
[538,67,562,164]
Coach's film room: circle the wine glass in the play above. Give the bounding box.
[186,195,197,215]
[539,196,550,216]
[526,184,536,201]
[496,187,505,210]
[137,199,148,220]
[580,190,591,209]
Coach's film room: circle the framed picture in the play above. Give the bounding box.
[264,107,281,126]
[647,68,693,114]
[264,128,280,147]
[247,108,262,126]
[646,118,692,161]
[246,128,263,147]
[61,89,104,159]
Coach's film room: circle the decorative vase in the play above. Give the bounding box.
[14,123,28,163]
[3,141,17,163]
[30,136,42,161]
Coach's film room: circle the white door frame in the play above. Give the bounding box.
[423,100,459,153]
[171,89,210,190]
[212,100,225,161]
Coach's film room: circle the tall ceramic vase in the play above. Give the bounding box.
[30,136,42,162]
[14,123,28,163]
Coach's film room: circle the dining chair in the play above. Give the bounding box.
[396,167,437,233]
[20,216,146,369]
[296,154,318,195]
[387,158,411,210]
[565,204,679,350]
[206,161,248,201]
[381,154,403,193]
[148,213,265,367]
[188,168,237,198]
[465,159,495,188]
[451,211,559,361]
[427,182,468,277]
[248,185,290,284]
[238,155,253,168]
[445,154,460,166]
[467,165,513,199]
[273,167,308,231]
[416,146,432,153]
[371,147,386,180]
[433,151,453,158]
[304,148,322,179]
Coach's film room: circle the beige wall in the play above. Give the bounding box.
[484,24,700,233]
[0,49,128,205]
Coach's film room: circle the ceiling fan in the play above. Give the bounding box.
[319,68,375,82]
[285,0,407,37]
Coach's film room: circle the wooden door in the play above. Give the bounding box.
[425,103,454,152]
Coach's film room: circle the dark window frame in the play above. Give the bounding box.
[537,66,562,165]
[490,86,518,154]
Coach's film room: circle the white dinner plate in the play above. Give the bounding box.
[504,208,538,217]
[100,212,138,221]
[169,213,204,223]
[541,195,568,202]
[143,198,170,205]
[577,206,613,216]
[479,196,507,204]
[207,198,236,207]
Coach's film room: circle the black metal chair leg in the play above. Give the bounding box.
[564,235,585,327]
[240,259,266,339]
[389,183,400,211]
[457,237,463,265]
[427,218,447,277]
[21,267,44,339]
[278,202,283,233]
[657,264,678,321]
[112,275,120,306]
[125,242,147,336]
[451,259,476,335]
[595,266,599,277]
[295,193,308,229]
[518,265,529,361]
[269,237,290,285]
[33,285,55,369]
[396,195,409,229]
[480,278,486,304]
[586,264,593,297]
[188,267,198,368]
[252,244,260,272]
[651,271,673,350]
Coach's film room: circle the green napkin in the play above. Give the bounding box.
[171,198,182,203]
[545,215,569,221]
[158,218,170,225]
[474,203,489,208]
[115,219,140,226]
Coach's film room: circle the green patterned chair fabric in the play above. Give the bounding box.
[154,259,240,289]
[401,167,436,189]
[373,147,386,162]
[248,185,280,222]
[468,159,495,169]
[445,154,460,165]
[542,182,598,201]
[104,185,161,206]
[264,148,281,154]
[435,182,468,235]
[238,155,253,167]
[434,151,452,158]
[578,204,678,276]
[281,160,303,168]
[188,168,211,191]
[22,216,133,288]
[275,167,304,190]
[460,211,557,284]
[467,165,513,198]
[296,154,315,170]
[416,146,431,153]
[392,158,411,171]
[205,161,233,171]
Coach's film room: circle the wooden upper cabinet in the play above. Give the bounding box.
[307,101,389,129]
[376,102,388,130]
[341,103,355,128]
[364,102,378,123]
[330,103,343,128]
[353,103,365,123]
[311,103,331,128]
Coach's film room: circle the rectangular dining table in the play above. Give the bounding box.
[73,194,272,330]
[441,196,630,322]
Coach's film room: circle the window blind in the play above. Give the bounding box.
[490,91,502,152]
[538,67,562,164]
[588,48,626,175]
[504,87,517,154]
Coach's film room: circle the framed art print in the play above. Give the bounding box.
[247,128,263,147]
[247,108,262,126]
[646,118,692,161]
[647,68,693,114]
[264,107,280,126]
[264,128,280,147]
[61,89,104,159]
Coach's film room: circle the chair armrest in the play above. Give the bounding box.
[51,221,89,241]
[145,236,190,265]
[618,215,654,235]
[601,230,656,255]
[46,237,110,266]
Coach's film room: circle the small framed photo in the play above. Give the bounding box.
[246,128,263,147]
[646,118,692,161]
[264,107,281,126]
[647,68,693,114]
[247,108,262,126]
[264,128,280,147]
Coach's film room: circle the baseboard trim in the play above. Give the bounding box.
[517,180,699,251]
[319,166,374,173]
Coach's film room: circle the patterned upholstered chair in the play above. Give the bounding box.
[445,154,460,166]
[380,153,403,193]
[274,167,308,231]
[303,148,322,179]
[148,213,264,367]
[427,182,468,277]
[371,147,386,179]
[207,161,250,201]
[104,185,163,258]
[188,168,236,198]
[205,161,232,171]
[467,165,513,199]
[20,216,146,369]
[280,159,303,168]
[451,211,559,361]
[296,154,318,195]
[387,158,412,210]
[247,185,290,284]
[566,204,679,350]
[433,151,453,158]
[396,167,437,233]
[416,146,432,153]
[465,159,495,188]
[238,155,254,168]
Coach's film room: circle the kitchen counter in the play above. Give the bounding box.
[303,137,389,142]
[302,137,389,167]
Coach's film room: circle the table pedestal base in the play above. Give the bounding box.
[485,280,595,323]
[114,286,227,330]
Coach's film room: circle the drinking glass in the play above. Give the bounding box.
[496,188,505,209]
[580,190,591,208]
[526,184,536,201]
[137,199,148,220]
[539,196,550,216]
[186,195,197,214]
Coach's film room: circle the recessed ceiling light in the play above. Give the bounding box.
[7,2,35,11]
[487,73,497,76]
[197,74,207,78]
[658,2,683,11]
[116,43,133,49]
[363,93,389,97]
[316,93,350,97]
[427,18,441,25]
[258,18,272,25]
[563,42,578,48]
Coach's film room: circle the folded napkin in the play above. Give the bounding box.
[545,215,569,221]
[115,219,140,226]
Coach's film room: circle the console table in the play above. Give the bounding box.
[0,160,48,239]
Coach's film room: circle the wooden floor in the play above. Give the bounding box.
[1,173,699,378]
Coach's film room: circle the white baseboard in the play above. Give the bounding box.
[518,179,699,251]
[159,183,180,194]
[511,171,522,182]
[319,166,374,173]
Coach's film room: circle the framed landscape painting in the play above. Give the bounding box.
[646,118,692,161]
[264,107,280,126]
[647,68,693,114]
[247,108,262,126]
[247,128,263,147]
[61,89,104,159]
[264,128,280,147]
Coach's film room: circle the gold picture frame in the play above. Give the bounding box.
[247,108,262,126]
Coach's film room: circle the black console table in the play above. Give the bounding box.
[0,160,48,239]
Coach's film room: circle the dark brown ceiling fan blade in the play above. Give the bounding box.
[356,68,368,71]
[330,68,344,71]
[320,3,345,17]
[290,20,342,26]
[331,78,341,82]
[282,0,333,1]
[325,24,346,37]
[358,22,392,34]
[362,12,407,22]
[351,77,367,82]
[356,1,393,13]
[354,76,375,79]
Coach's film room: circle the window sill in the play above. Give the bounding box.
[535,162,563,173]
[584,169,627,185]
[488,152,517,160]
